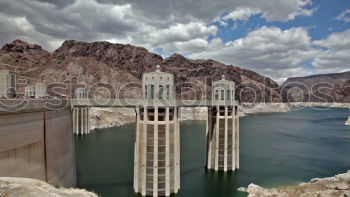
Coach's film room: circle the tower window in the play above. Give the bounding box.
[145,85,148,99]
[166,85,170,99]
[221,90,224,100]
[151,85,155,99]
[159,85,163,99]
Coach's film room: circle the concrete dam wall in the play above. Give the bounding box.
[0,101,76,188]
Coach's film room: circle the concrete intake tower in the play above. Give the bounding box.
[206,75,240,171]
[133,65,180,196]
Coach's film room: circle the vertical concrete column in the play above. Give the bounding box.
[73,108,76,134]
[153,107,158,197]
[82,108,84,134]
[82,108,85,134]
[231,106,236,170]
[87,107,90,133]
[84,107,87,134]
[83,107,86,134]
[141,107,147,196]
[175,107,180,192]
[235,113,240,169]
[206,107,212,169]
[85,107,88,134]
[80,107,83,135]
[134,107,140,192]
[224,106,228,171]
[165,107,170,196]
[75,108,79,135]
[214,106,219,171]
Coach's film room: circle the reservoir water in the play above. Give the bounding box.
[75,107,350,197]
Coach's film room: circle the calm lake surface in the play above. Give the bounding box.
[75,107,350,197]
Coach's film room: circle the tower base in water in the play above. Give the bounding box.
[134,106,180,197]
[206,105,239,171]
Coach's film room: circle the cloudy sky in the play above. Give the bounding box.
[0,0,349,83]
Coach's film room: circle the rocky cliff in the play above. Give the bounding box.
[282,72,350,103]
[0,39,281,102]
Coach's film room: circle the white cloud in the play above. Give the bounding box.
[177,27,349,83]
[185,26,319,82]
[257,0,315,21]
[216,1,315,26]
[313,30,350,73]
[223,7,261,21]
[0,0,316,50]
[0,0,333,84]
[336,9,350,23]
[286,0,317,20]
[144,22,218,46]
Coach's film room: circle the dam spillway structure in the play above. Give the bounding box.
[134,65,180,197]
[73,87,90,135]
[206,75,240,171]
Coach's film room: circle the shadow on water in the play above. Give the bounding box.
[75,107,350,197]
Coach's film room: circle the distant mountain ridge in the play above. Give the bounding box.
[0,39,349,102]
[283,71,350,86]
[282,71,350,103]
[0,39,281,102]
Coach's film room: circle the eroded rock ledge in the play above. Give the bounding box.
[0,177,98,197]
[238,170,350,197]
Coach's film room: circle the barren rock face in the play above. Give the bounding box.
[0,39,282,102]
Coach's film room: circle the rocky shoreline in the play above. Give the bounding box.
[0,177,98,197]
[89,102,350,130]
[2,170,349,197]
[238,170,350,197]
[290,102,350,109]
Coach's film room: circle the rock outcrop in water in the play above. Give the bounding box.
[89,107,136,129]
[0,177,97,197]
[238,170,350,197]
